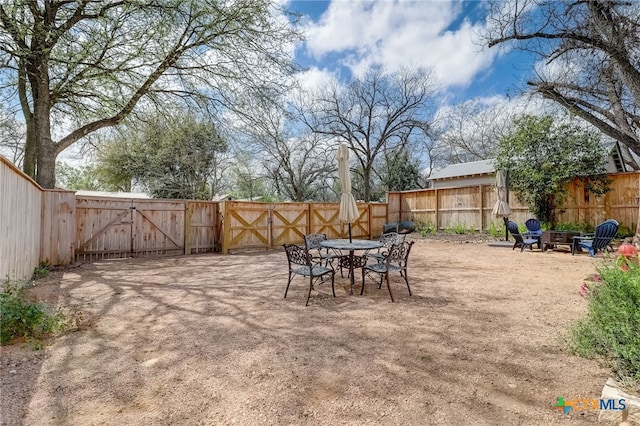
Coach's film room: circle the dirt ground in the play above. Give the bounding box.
[0,234,623,425]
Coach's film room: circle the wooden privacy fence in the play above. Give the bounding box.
[75,197,219,261]
[75,198,386,257]
[2,150,638,281]
[1,157,45,281]
[388,171,640,232]
[220,201,387,253]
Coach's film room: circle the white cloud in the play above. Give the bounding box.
[294,66,338,93]
[301,0,499,89]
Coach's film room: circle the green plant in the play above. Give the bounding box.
[445,223,472,235]
[0,282,66,345]
[616,225,634,239]
[415,221,437,236]
[569,255,640,385]
[487,221,505,238]
[554,221,594,233]
[32,261,50,280]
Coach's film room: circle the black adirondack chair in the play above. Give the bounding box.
[507,220,539,252]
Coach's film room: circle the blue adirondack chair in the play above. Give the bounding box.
[507,220,539,252]
[571,219,619,257]
[524,218,542,248]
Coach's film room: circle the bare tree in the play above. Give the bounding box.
[0,106,24,165]
[484,0,640,163]
[301,66,438,202]
[434,100,517,164]
[0,0,302,188]
[231,95,336,201]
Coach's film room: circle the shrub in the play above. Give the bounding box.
[616,224,634,239]
[415,221,437,236]
[32,261,50,280]
[570,255,640,385]
[488,222,505,238]
[555,221,594,233]
[445,223,473,235]
[0,282,66,345]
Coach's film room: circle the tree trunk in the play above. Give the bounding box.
[22,118,37,179]
[548,194,557,229]
[362,168,370,203]
[18,60,36,178]
[32,69,57,189]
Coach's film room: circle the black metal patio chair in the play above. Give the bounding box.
[361,241,414,302]
[366,231,405,264]
[304,233,343,271]
[283,243,335,306]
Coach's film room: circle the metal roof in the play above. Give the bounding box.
[428,159,495,180]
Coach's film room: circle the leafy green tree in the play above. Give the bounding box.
[378,148,424,192]
[94,114,227,199]
[0,1,301,188]
[92,135,136,192]
[55,162,101,191]
[496,115,609,227]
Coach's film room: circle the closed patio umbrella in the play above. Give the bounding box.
[337,143,359,242]
[492,170,511,241]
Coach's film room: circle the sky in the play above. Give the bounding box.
[286,0,536,105]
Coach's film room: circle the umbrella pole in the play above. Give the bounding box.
[503,217,509,241]
[348,223,352,243]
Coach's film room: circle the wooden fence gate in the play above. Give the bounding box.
[220,201,387,253]
[75,197,186,261]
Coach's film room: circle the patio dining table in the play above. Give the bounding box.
[320,239,383,293]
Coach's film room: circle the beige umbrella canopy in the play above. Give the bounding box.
[492,170,511,216]
[492,170,511,240]
[337,143,359,241]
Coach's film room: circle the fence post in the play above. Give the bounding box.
[221,201,230,254]
[479,185,484,232]
[435,189,440,231]
[268,205,274,250]
[184,202,192,255]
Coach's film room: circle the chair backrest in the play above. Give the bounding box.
[592,219,619,250]
[379,232,404,248]
[387,241,414,266]
[283,243,311,268]
[525,218,542,236]
[506,220,524,243]
[304,233,327,251]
